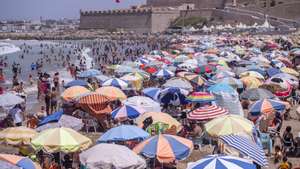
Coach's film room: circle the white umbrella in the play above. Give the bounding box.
[123,96,161,112]
[80,143,146,169]
[163,77,193,91]
[0,93,24,109]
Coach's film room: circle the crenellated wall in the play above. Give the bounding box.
[146,0,228,9]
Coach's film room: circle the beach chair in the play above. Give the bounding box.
[83,118,98,133]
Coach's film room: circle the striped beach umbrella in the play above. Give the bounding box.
[133,134,193,163]
[78,93,112,117]
[0,154,41,169]
[61,86,90,101]
[249,99,286,116]
[111,105,146,120]
[142,87,161,101]
[154,69,174,78]
[102,78,129,90]
[220,135,268,167]
[187,105,228,121]
[187,155,256,169]
[0,127,37,145]
[186,92,215,103]
[96,86,127,101]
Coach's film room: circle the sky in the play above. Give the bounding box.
[0,0,146,20]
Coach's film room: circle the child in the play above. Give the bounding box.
[278,156,291,169]
[274,145,283,163]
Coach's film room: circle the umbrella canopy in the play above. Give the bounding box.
[123,96,161,112]
[187,105,229,121]
[158,87,189,106]
[36,115,84,132]
[78,69,102,78]
[31,127,92,153]
[249,99,286,116]
[133,134,193,163]
[241,76,263,89]
[96,86,127,101]
[111,105,146,120]
[208,83,236,94]
[212,71,235,80]
[184,74,205,86]
[64,80,89,88]
[187,154,256,169]
[80,143,146,169]
[194,65,215,74]
[0,93,24,109]
[102,78,129,90]
[239,71,265,80]
[38,110,63,126]
[266,67,281,77]
[163,77,193,91]
[142,87,161,101]
[271,73,299,88]
[61,86,90,101]
[97,125,150,143]
[78,93,112,117]
[127,72,150,80]
[280,67,299,77]
[216,77,243,89]
[240,88,275,101]
[0,126,37,145]
[0,160,21,169]
[220,135,268,167]
[154,69,174,78]
[0,154,41,169]
[204,114,254,137]
[136,112,181,132]
[186,92,215,103]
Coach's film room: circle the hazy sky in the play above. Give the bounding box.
[0,0,146,20]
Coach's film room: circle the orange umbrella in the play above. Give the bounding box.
[61,86,90,101]
[96,86,127,101]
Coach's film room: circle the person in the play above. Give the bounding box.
[62,154,73,169]
[274,145,283,163]
[278,156,291,169]
[9,104,24,126]
[53,72,59,91]
[283,126,294,153]
[50,87,58,113]
[44,89,51,115]
[28,74,33,85]
[36,106,47,120]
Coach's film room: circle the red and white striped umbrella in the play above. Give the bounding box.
[187,105,228,121]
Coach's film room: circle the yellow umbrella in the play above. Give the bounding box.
[0,126,37,145]
[241,76,263,89]
[205,114,254,137]
[61,86,90,101]
[96,86,127,101]
[239,71,264,80]
[280,67,299,77]
[121,74,143,90]
[31,127,92,153]
[127,72,150,80]
[136,112,182,132]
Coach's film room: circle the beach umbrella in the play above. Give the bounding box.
[31,127,92,153]
[115,65,135,75]
[36,114,84,132]
[80,143,146,169]
[0,154,41,169]
[194,65,215,74]
[280,67,299,77]
[127,72,150,80]
[216,77,243,89]
[204,114,254,137]
[187,154,256,169]
[212,71,235,80]
[239,71,264,80]
[61,86,90,101]
[0,93,24,109]
[266,67,281,77]
[38,110,63,126]
[95,74,110,84]
[241,76,263,89]
[187,105,229,121]
[220,135,268,167]
[249,99,286,116]
[136,112,181,132]
[158,87,189,106]
[0,126,37,145]
[163,77,193,91]
[176,71,195,78]
[174,55,189,63]
[97,125,150,143]
[240,88,275,101]
[95,86,127,101]
[124,96,161,112]
[154,69,174,78]
[78,93,112,118]
[133,134,193,163]
[271,73,299,88]
[142,87,161,101]
[186,92,215,103]
[102,78,129,90]
[78,69,102,78]
[207,83,236,94]
[121,74,143,90]
[64,80,89,88]
[0,160,21,169]
[184,74,205,86]
[111,105,146,120]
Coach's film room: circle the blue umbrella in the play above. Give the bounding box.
[220,135,268,167]
[142,87,161,101]
[154,69,174,78]
[78,69,102,78]
[102,78,129,89]
[38,109,63,126]
[187,154,256,169]
[158,87,189,105]
[208,83,236,94]
[64,80,89,88]
[97,125,150,143]
[266,68,281,77]
[249,99,286,116]
[111,105,145,120]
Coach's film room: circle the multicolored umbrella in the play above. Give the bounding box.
[240,88,275,101]
[184,74,205,86]
[154,69,174,78]
[111,105,146,120]
[142,87,161,101]
[61,86,90,101]
[64,80,89,88]
[186,92,215,103]
[249,99,286,116]
[204,114,254,137]
[96,86,127,101]
[133,134,193,163]
[0,126,37,145]
[194,65,215,74]
[124,96,161,112]
[31,127,92,153]
[0,154,41,169]
[239,71,265,80]
[97,125,150,142]
[187,155,256,169]
[240,76,263,89]
[187,105,228,121]
[102,78,129,90]
[158,87,189,106]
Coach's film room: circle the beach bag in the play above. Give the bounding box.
[213,92,244,116]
